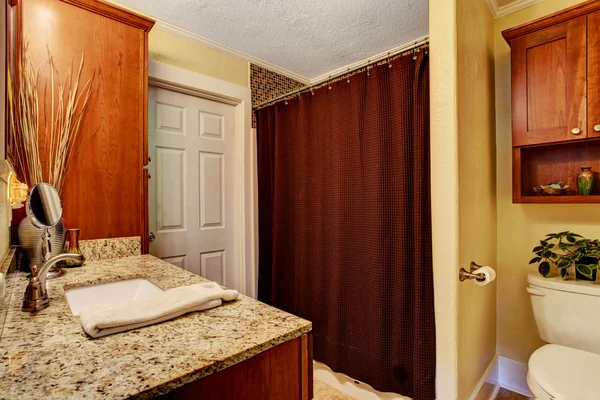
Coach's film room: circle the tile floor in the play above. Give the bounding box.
[314,378,355,399]
[313,379,531,400]
[495,388,531,400]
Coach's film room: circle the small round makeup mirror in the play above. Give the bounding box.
[26,183,65,278]
[26,183,63,229]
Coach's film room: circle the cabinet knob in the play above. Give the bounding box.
[594,125,600,132]
[572,128,582,135]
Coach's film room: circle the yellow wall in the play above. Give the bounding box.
[429,0,459,397]
[148,29,249,88]
[457,0,497,398]
[1,3,10,261]
[494,0,594,363]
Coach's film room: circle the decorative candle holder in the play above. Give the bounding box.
[62,229,85,267]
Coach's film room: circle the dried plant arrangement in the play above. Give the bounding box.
[7,42,95,193]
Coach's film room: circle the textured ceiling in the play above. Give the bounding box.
[114,0,428,79]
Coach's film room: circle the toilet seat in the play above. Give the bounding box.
[528,344,600,399]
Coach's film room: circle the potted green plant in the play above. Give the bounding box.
[530,231,600,281]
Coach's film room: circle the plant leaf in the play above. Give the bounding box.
[560,268,569,279]
[557,260,571,269]
[529,257,541,264]
[576,264,594,279]
[532,246,544,253]
[539,261,551,278]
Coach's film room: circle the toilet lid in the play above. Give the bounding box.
[529,344,600,399]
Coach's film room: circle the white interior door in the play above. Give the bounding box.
[148,86,237,287]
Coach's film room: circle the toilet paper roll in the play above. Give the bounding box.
[472,266,496,286]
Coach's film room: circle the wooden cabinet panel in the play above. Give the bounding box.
[588,11,600,138]
[163,334,314,400]
[511,17,587,146]
[14,0,153,240]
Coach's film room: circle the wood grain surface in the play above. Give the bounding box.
[14,0,153,240]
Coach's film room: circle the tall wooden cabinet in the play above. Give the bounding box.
[7,0,154,249]
[504,0,600,203]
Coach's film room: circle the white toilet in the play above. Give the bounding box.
[527,272,600,399]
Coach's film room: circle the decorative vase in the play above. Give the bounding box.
[18,217,66,269]
[61,229,85,267]
[577,167,595,196]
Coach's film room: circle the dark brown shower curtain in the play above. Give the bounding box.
[256,51,435,400]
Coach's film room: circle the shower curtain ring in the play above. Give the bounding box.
[328,76,332,90]
[366,62,371,76]
[346,69,350,83]
[310,88,315,95]
[387,52,392,68]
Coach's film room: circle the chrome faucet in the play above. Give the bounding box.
[22,253,84,313]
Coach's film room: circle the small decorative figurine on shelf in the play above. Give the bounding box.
[533,182,569,196]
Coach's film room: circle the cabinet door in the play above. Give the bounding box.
[589,12,600,138]
[511,16,587,146]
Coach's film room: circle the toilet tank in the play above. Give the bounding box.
[528,272,600,355]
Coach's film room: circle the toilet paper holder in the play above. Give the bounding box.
[459,262,486,282]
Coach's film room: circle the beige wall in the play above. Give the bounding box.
[430,0,459,397]
[457,0,497,398]
[1,3,11,260]
[148,29,249,87]
[494,0,593,363]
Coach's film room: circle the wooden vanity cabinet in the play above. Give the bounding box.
[503,0,600,203]
[163,334,314,400]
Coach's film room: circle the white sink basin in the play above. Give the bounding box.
[65,279,164,316]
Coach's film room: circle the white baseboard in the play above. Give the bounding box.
[488,384,501,400]
[469,355,498,400]
[471,355,532,399]
[490,356,532,397]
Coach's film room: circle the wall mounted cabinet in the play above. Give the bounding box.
[504,0,600,203]
[6,0,154,249]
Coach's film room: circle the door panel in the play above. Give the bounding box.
[149,86,237,288]
[511,16,587,146]
[589,11,600,138]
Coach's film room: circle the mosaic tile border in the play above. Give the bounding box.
[250,64,305,127]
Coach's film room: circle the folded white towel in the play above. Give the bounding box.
[79,282,239,338]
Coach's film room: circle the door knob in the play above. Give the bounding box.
[594,125,600,132]
[149,232,155,242]
[572,128,582,135]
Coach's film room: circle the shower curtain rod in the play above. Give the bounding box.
[253,37,429,110]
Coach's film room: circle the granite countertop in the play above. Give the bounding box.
[0,255,312,399]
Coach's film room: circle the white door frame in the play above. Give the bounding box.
[148,61,257,298]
